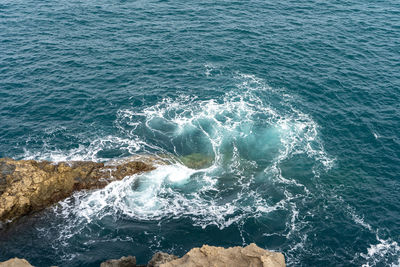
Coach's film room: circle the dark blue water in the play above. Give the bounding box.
[1,0,399,266]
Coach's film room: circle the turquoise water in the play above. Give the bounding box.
[1,0,399,266]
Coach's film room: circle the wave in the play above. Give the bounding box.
[361,235,400,267]
[347,206,400,267]
[28,73,335,264]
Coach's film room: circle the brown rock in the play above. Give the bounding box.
[0,244,285,267]
[0,258,33,267]
[147,252,178,267]
[160,243,285,267]
[100,256,137,267]
[0,157,158,222]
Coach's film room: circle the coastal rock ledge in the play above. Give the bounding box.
[0,244,285,267]
[0,157,157,222]
[157,243,285,267]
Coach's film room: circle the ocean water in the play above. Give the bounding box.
[0,0,399,266]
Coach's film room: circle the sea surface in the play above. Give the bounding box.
[0,0,399,266]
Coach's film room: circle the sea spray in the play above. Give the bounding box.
[21,74,335,266]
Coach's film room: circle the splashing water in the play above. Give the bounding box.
[16,74,338,265]
[1,0,399,264]
[2,72,397,266]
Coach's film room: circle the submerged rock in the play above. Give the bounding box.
[100,256,138,267]
[99,252,179,267]
[0,157,157,222]
[178,153,214,169]
[160,243,285,267]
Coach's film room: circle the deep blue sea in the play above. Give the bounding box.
[1,0,399,266]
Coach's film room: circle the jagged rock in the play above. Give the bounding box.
[160,243,285,267]
[0,258,33,267]
[0,157,157,222]
[100,256,138,267]
[147,252,178,267]
[0,244,285,267]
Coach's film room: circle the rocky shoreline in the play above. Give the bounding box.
[0,243,285,267]
[0,157,285,266]
[0,157,162,223]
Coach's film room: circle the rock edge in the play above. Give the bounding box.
[0,244,285,267]
[0,157,158,222]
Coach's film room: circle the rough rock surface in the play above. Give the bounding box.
[147,252,179,267]
[160,243,285,267]
[0,244,285,267]
[0,258,33,267]
[100,256,139,267]
[0,157,157,222]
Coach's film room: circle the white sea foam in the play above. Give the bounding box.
[343,203,400,266]
[22,135,144,162]
[55,163,275,229]
[31,73,336,260]
[361,235,400,267]
[204,63,219,77]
